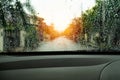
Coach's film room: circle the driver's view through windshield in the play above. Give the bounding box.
[0,0,120,52]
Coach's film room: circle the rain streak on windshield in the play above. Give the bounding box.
[0,0,120,52]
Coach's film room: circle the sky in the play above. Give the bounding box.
[21,0,96,32]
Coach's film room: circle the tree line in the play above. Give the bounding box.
[81,0,120,51]
[0,0,39,51]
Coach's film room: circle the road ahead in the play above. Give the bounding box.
[33,36,92,51]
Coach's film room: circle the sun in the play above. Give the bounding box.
[44,12,73,32]
[48,17,71,32]
[53,22,68,32]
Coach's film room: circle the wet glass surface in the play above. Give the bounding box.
[0,0,120,52]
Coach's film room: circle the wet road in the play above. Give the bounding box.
[33,36,92,51]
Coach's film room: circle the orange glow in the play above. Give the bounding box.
[21,0,96,32]
[44,15,71,32]
[23,0,96,32]
[36,16,83,42]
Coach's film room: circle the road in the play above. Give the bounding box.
[33,36,93,51]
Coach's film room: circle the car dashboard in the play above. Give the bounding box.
[0,55,120,80]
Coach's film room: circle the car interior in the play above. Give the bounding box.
[0,54,120,80]
[0,0,120,80]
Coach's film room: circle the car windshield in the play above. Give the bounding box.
[0,0,120,52]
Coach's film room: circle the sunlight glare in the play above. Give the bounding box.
[21,0,96,32]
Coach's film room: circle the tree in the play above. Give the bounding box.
[0,0,38,51]
[62,17,82,42]
[81,0,120,51]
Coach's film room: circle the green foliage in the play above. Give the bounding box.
[0,0,38,51]
[82,0,120,50]
[25,26,39,49]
